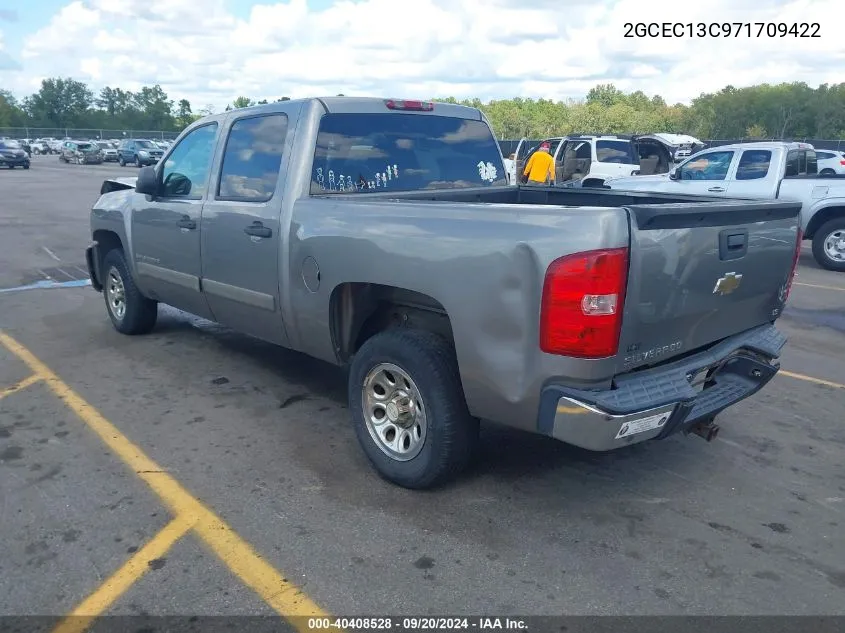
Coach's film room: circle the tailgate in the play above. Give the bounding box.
[617,199,801,372]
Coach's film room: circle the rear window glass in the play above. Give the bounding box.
[735,150,772,180]
[596,140,637,164]
[310,113,507,194]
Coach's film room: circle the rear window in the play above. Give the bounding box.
[596,140,637,164]
[310,113,506,194]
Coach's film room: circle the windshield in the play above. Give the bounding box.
[0,140,21,149]
[78,143,94,151]
[596,140,638,164]
[310,113,507,194]
[136,140,158,149]
[97,142,111,149]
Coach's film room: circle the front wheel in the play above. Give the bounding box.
[101,248,158,334]
[134,155,141,167]
[812,218,845,272]
[348,329,479,489]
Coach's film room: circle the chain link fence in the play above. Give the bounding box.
[0,127,182,141]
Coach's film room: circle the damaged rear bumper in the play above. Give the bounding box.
[537,324,786,451]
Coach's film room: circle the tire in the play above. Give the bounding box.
[134,155,141,167]
[23,164,29,170]
[101,248,158,335]
[348,328,479,489]
[119,156,125,166]
[812,218,845,272]
[820,169,836,176]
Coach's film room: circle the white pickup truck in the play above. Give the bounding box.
[605,142,845,271]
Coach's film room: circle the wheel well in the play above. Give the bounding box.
[805,206,845,240]
[330,283,455,363]
[93,229,124,269]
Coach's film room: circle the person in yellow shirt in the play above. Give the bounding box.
[522,141,555,185]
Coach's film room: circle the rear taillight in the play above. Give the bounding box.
[539,248,629,358]
[385,99,434,111]
[783,227,803,304]
[839,160,845,166]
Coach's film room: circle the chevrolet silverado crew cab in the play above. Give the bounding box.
[605,142,845,271]
[85,97,802,489]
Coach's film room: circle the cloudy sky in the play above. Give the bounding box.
[0,0,843,110]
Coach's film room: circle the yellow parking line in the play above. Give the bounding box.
[0,331,328,626]
[0,374,41,401]
[794,281,845,292]
[779,369,845,390]
[52,513,197,633]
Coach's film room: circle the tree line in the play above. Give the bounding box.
[2,78,845,140]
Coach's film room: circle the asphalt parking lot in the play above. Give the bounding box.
[1,155,844,626]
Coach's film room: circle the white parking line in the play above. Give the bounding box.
[42,246,61,261]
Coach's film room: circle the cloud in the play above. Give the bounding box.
[4,0,845,109]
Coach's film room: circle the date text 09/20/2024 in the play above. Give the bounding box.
[307,618,528,630]
[623,22,821,38]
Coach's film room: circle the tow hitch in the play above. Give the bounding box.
[688,418,720,442]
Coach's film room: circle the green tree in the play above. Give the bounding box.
[22,77,93,127]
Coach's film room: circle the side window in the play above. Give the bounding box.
[806,151,817,175]
[816,151,833,160]
[785,150,800,177]
[679,151,734,181]
[160,123,218,198]
[217,114,288,202]
[735,150,772,181]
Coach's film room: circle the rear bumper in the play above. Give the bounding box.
[0,156,30,167]
[537,324,786,451]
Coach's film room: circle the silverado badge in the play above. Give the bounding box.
[713,272,742,295]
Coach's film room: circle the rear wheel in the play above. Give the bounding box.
[101,248,158,335]
[348,328,479,489]
[812,218,845,272]
[119,156,125,166]
[820,168,836,176]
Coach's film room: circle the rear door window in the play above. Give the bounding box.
[217,113,289,202]
[310,113,507,194]
[735,150,772,180]
[596,140,637,164]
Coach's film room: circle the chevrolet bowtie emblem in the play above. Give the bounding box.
[713,272,743,295]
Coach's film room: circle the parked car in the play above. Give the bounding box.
[513,135,675,187]
[117,139,164,167]
[30,140,52,155]
[16,139,32,157]
[86,97,801,489]
[95,141,119,162]
[0,139,31,169]
[60,140,104,164]
[815,150,845,175]
[605,142,845,271]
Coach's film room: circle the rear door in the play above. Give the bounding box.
[593,139,640,179]
[200,102,301,346]
[719,148,779,198]
[617,199,800,372]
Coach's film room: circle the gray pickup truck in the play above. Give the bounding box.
[85,97,802,489]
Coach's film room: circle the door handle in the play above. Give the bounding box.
[178,216,196,230]
[707,186,725,192]
[244,222,272,238]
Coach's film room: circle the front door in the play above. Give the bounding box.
[131,122,220,318]
[199,104,300,345]
[669,149,737,197]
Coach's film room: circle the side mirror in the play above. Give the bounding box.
[135,166,158,196]
[668,167,679,180]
